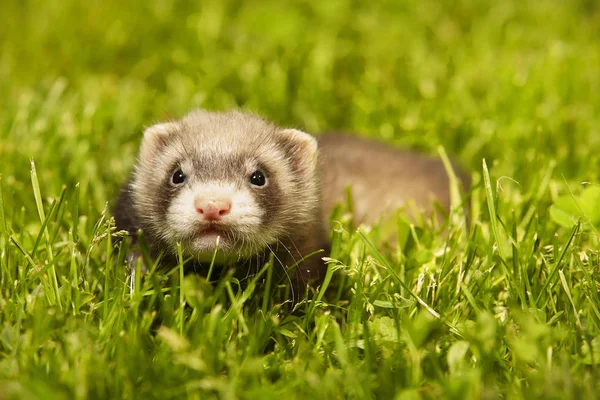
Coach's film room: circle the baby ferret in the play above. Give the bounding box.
[113,109,468,292]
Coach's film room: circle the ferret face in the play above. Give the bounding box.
[130,110,320,260]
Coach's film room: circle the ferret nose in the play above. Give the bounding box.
[194,197,231,220]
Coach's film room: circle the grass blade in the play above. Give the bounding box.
[358,229,463,338]
[535,222,579,304]
[30,160,61,310]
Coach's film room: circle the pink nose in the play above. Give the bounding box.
[194,197,231,221]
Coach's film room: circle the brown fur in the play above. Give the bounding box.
[319,134,469,224]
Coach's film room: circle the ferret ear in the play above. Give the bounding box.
[139,122,179,163]
[278,128,319,172]
[280,129,319,175]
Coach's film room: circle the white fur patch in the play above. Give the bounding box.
[165,181,264,254]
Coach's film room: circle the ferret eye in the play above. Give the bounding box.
[250,171,266,187]
[171,169,186,185]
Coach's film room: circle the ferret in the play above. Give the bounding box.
[113,109,468,296]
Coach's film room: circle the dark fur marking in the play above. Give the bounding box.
[113,180,139,236]
[151,169,182,230]
[253,173,282,228]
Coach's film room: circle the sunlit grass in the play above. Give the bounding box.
[1,0,600,398]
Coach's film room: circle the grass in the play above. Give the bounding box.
[1,0,600,398]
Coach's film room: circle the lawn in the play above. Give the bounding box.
[1,0,600,398]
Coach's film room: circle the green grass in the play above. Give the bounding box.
[1,0,600,398]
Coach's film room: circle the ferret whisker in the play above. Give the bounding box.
[265,242,294,303]
[255,254,260,279]
[277,238,304,285]
[243,254,252,281]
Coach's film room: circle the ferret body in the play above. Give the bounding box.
[318,134,469,225]
[113,109,467,293]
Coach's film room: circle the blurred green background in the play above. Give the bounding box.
[2,1,600,398]
[2,0,599,222]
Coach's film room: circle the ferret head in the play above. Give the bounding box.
[130,109,320,260]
